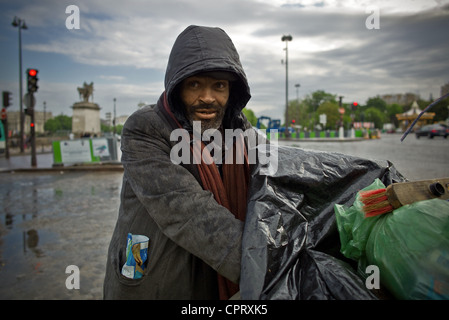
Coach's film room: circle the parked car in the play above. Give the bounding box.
[415,124,449,139]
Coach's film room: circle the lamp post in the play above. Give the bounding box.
[43,101,46,131]
[42,101,46,152]
[12,16,28,153]
[282,35,292,136]
[113,98,116,135]
[295,83,300,102]
[295,83,300,126]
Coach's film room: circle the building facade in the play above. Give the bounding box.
[4,110,53,135]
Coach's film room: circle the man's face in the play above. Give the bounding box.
[180,75,229,132]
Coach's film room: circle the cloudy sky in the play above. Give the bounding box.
[1,0,448,121]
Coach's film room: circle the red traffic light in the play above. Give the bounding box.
[30,122,34,127]
[27,68,39,93]
[352,102,358,106]
[291,119,296,124]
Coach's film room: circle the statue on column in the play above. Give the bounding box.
[72,81,100,135]
[77,82,94,102]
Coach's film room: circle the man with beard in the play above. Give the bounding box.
[103,25,253,300]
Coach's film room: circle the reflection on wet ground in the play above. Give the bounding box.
[0,171,123,299]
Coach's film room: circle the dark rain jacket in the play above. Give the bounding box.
[103,25,252,299]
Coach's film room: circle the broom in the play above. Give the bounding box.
[359,178,449,217]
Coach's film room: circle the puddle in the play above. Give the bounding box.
[0,227,58,288]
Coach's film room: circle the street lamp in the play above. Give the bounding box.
[43,101,47,131]
[282,34,292,136]
[295,83,300,125]
[12,16,28,153]
[113,98,116,135]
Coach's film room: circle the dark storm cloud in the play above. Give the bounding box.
[1,0,448,118]
[247,4,449,109]
[354,10,449,93]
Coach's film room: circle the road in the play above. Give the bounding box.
[1,133,448,179]
[278,133,449,180]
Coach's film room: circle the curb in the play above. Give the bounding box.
[277,137,367,142]
[0,163,124,174]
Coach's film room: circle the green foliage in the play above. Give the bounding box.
[303,90,337,113]
[260,90,448,132]
[102,123,124,135]
[288,90,339,130]
[242,108,258,126]
[386,103,403,127]
[364,107,386,129]
[44,114,72,133]
[316,101,340,129]
[430,96,449,122]
[366,97,387,112]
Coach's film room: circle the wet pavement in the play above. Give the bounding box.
[0,133,448,299]
[279,133,449,180]
[0,146,54,171]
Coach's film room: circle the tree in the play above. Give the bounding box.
[242,108,258,126]
[366,97,387,112]
[427,96,449,122]
[287,100,303,127]
[364,107,386,128]
[316,101,340,130]
[298,90,338,130]
[386,103,403,127]
[303,90,337,113]
[44,114,72,133]
[101,123,124,135]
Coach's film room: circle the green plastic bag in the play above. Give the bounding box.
[335,179,449,299]
[334,179,385,269]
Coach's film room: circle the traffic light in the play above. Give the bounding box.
[291,119,296,125]
[2,91,12,107]
[351,101,358,111]
[27,68,39,93]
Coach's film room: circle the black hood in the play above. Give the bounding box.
[164,25,251,131]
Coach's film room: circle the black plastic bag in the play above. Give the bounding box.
[240,144,405,299]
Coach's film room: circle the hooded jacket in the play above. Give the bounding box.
[103,25,252,299]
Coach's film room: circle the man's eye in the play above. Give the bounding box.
[215,82,227,89]
[188,81,199,88]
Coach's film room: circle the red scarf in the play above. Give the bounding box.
[163,93,249,299]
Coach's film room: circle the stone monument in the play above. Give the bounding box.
[71,82,101,136]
